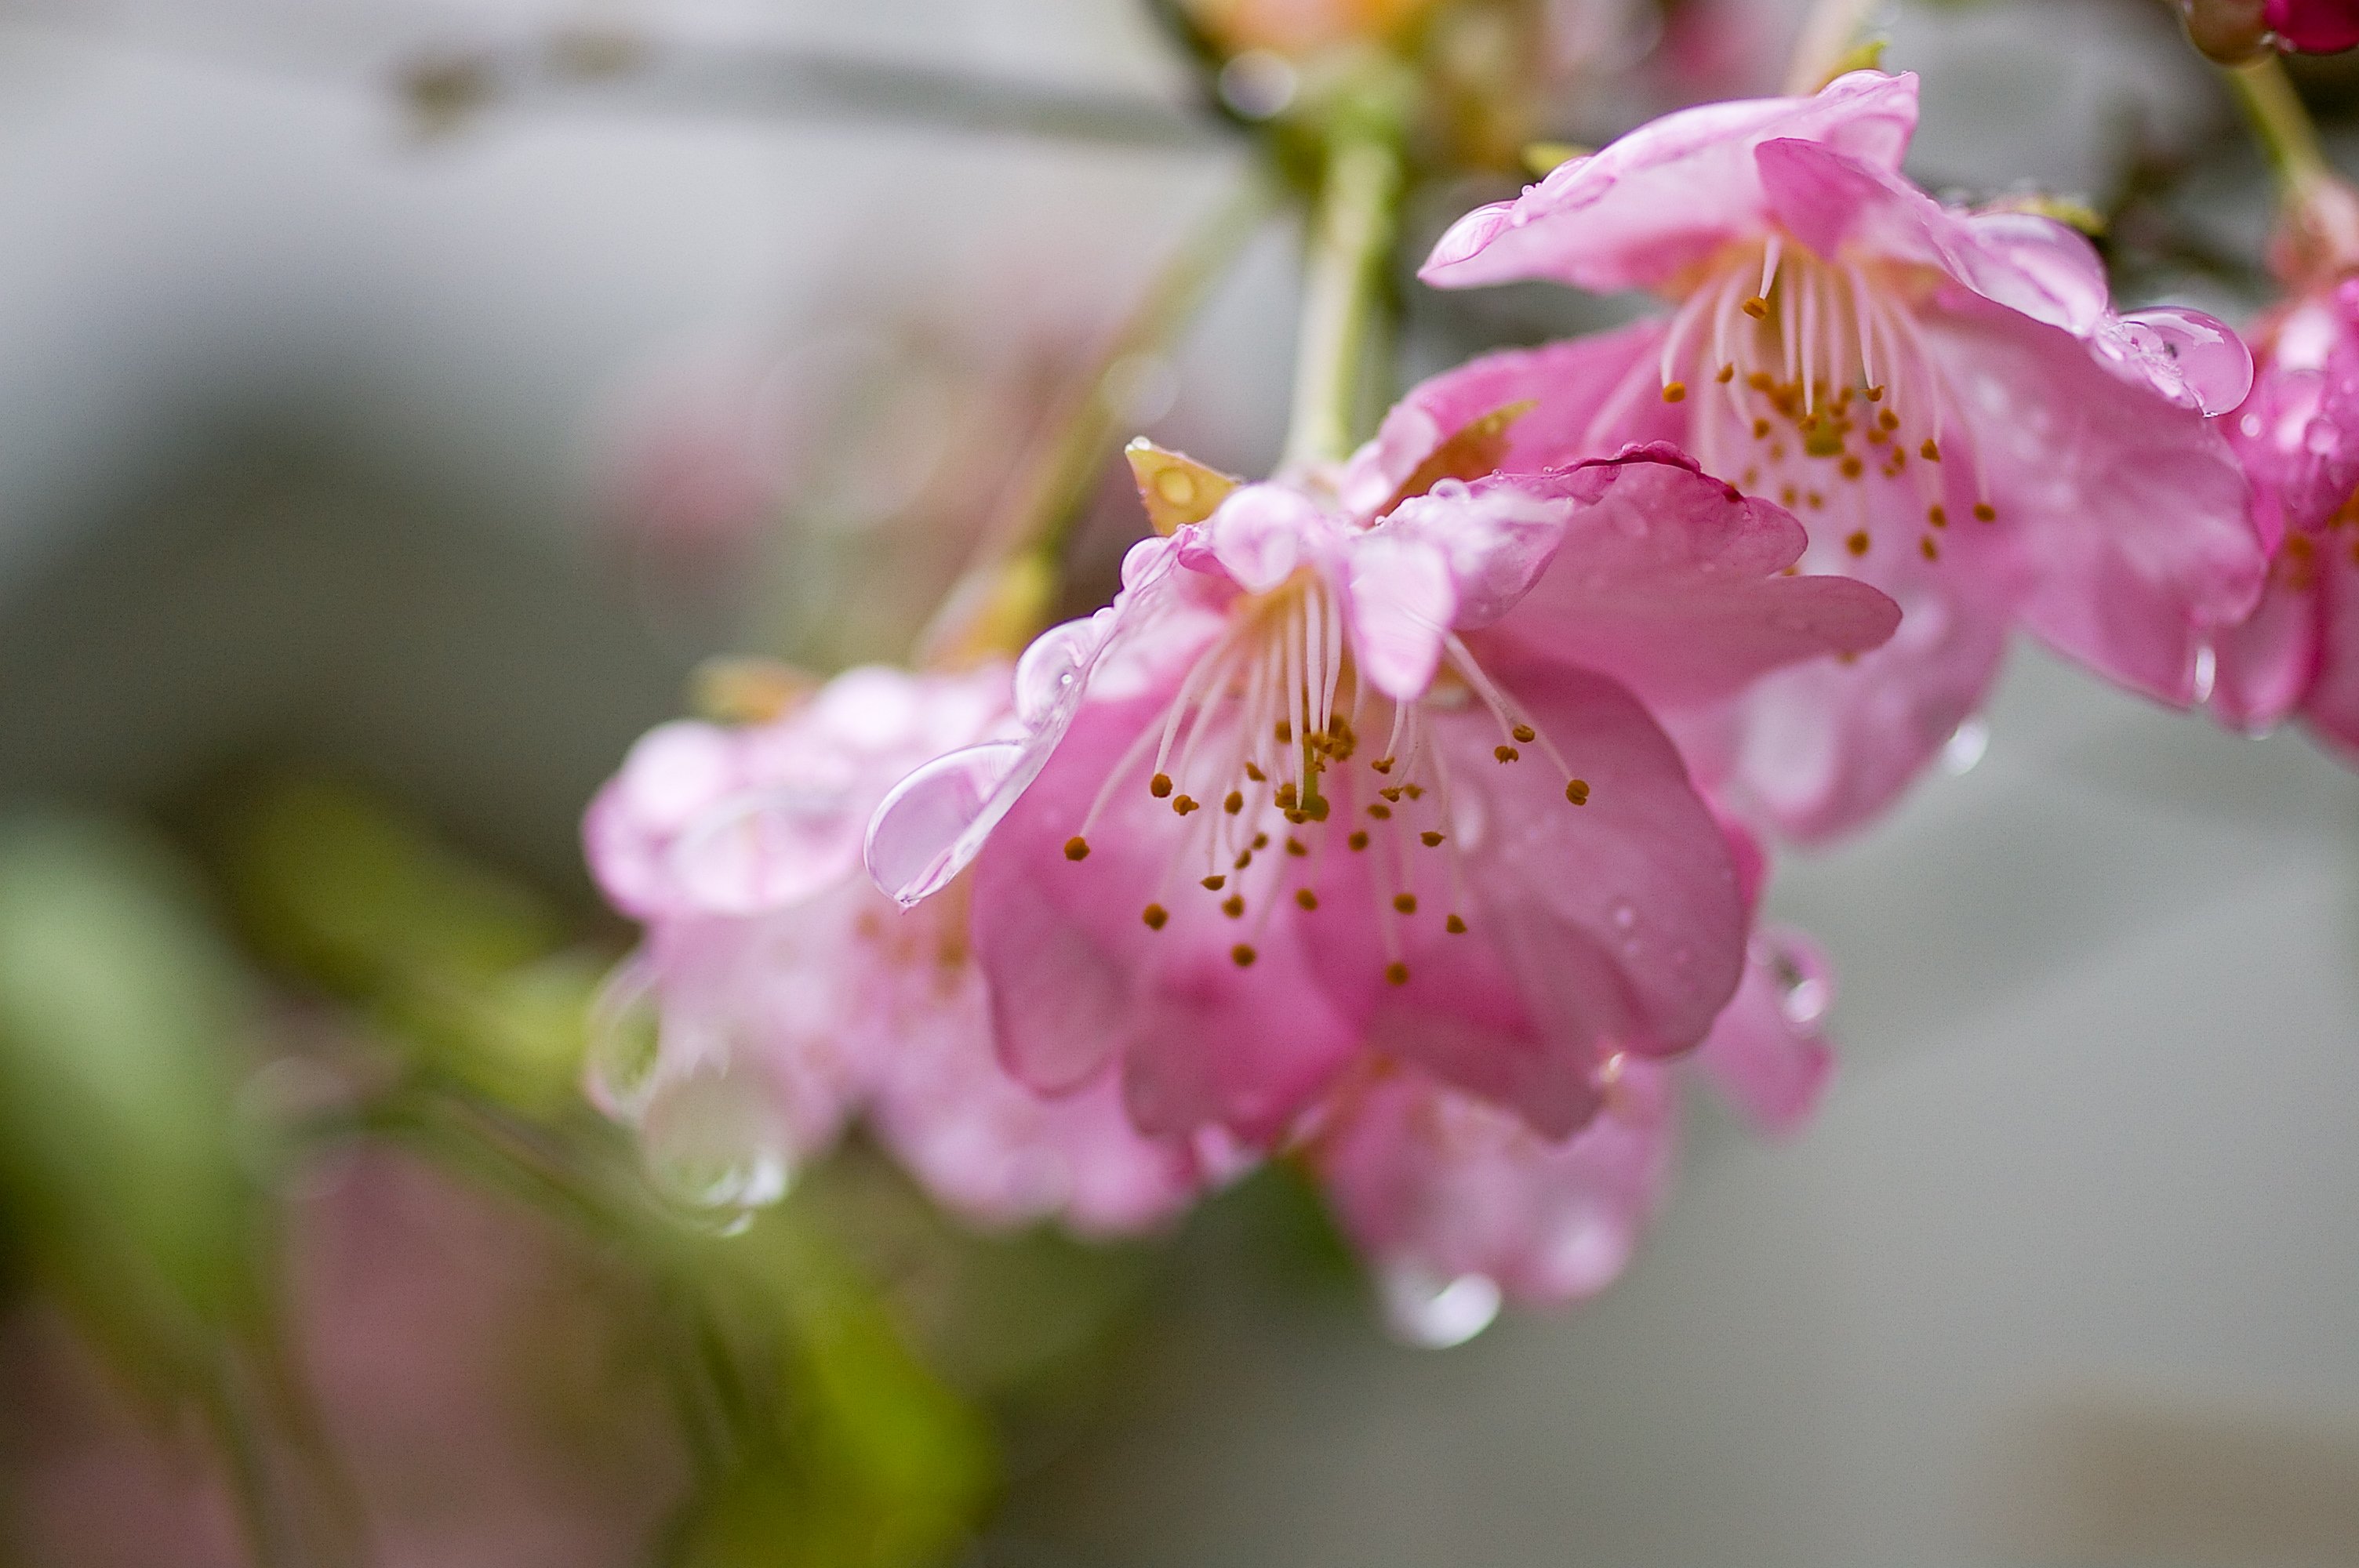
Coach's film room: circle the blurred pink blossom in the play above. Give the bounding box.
[2213,274,2359,747]
[1314,924,1834,1337]
[585,663,1214,1235]
[1419,70,2263,840]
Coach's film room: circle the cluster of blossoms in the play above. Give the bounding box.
[586,66,2297,1338]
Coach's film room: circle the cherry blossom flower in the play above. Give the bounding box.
[867,426,1895,1148]
[583,663,1212,1236]
[1418,70,2263,840]
[2212,268,2359,747]
[1313,924,1835,1342]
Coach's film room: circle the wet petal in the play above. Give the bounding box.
[1688,925,1834,1134]
[1419,70,1920,293]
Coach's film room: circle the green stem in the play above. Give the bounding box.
[2230,52,2337,195]
[914,170,1276,666]
[2226,53,2359,278]
[1281,131,1404,470]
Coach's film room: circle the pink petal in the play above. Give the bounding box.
[2210,575,2321,735]
[1756,136,2113,336]
[2231,283,2359,544]
[1685,578,2008,843]
[1419,70,1920,293]
[1493,447,1901,708]
[1196,483,1318,593]
[2302,528,2359,748]
[1322,659,1748,1138]
[1315,1061,1677,1310]
[969,695,1364,1144]
[1383,320,1684,479]
[867,987,1212,1237]
[1928,304,2264,704]
[2267,0,2359,53]
[1688,925,1834,1134]
[1346,532,1458,699]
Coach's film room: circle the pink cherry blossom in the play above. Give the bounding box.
[1312,924,1834,1339]
[2213,276,2359,749]
[1419,71,2263,841]
[583,663,1212,1235]
[868,418,1896,1146]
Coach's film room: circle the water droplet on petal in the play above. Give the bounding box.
[1013,619,1098,726]
[1939,716,1990,776]
[1757,931,1834,1030]
[585,956,666,1123]
[2107,307,2255,415]
[670,785,861,915]
[640,1064,794,1213]
[1609,901,1638,931]
[1380,1265,1502,1348]
[2193,642,2219,706]
[864,739,1026,904]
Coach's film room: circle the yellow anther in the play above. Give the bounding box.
[1234,849,1254,869]
[1064,836,1091,861]
[1232,944,1256,967]
[1920,536,1939,561]
[1973,502,1997,523]
[1368,802,1393,819]
[1142,903,1169,929]
[1285,837,1308,857]
[1385,961,1410,985]
[1565,779,1590,805]
[1222,895,1245,918]
[1379,786,1404,802]
[1921,438,1941,461]
[1743,296,1769,319]
[1845,530,1870,556]
[1371,757,1394,774]
[1393,893,1417,914]
[1348,830,1371,851]
[1839,456,1864,479]
[1511,723,1536,742]
[1494,745,1521,763]
[1420,830,1444,847]
[1172,794,1199,815]
[1244,760,1267,782]
[1223,790,1245,814]
[1296,888,1318,910]
[1150,772,1173,797]
[1927,503,1947,527]
[1201,874,1226,891]
[1663,381,1688,403]
[1445,913,1468,934]
[1716,364,1736,383]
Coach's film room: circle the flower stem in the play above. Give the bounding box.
[915,171,1276,667]
[1281,129,1405,470]
[2231,52,2336,194]
[2226,53,2359,277]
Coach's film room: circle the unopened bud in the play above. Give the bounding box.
[2178,0,2270,63]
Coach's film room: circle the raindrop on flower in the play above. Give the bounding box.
[1379,1264,1503,1348]
[1939,716,1990,777]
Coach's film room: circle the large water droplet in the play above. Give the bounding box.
[1013,619,1097,726]
[1380,1265,1502,1348]
[640,1065,794,1213]
[864,739,1026,904]
[670,785,860,916]
[585,956,665,1124]
[2106,307,2255,415]
[1758,931,1834,1030]
[1939,716,1990,776]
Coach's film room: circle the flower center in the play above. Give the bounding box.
[1060,572,1591,983]
[1613,236,1998,564]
